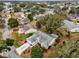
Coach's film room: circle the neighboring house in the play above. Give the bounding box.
[6,50,21,58]
[19,18,30,25]
[64,20,79,32]
[18,23,36,33]
[70,28,79,32]
[33,14,44,20]
[14,12,25,18]
[76,16,79,21]
[1,47,21,58]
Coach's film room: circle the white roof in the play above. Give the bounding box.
[70,28,79,32]
[25,29,37,34]
[64,20,79,32]
[16,43,30,55]
[64,20,77,30]
[38,31,58,49]
[27,31,58,49]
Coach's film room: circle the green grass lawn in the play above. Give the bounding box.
[11,32,33,48]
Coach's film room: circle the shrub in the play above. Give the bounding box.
[31,45,43,58]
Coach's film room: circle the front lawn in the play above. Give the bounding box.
[11,31,33,48]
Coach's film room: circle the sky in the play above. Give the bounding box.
[0,0,78,1]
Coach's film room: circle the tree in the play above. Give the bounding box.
[69,7,76,14]
[0,40,11,53]
[8,18,19,28]
[49,39,79,58]
[36,11,67,34]
[13,7,21,12]
[6,39,14,46]
[27,14,33,22]
[0,5,4,12]
[31,45,43,58]
[0,2,4,6]
[62,6,68,11]
[0,2,4,12]
[19,3,26,8]
[30,5,45,15]
[39,3,47,8]
[76,7,79,15]
[0,18,5,29]
[54,5,62,13]
[39,9,45,14]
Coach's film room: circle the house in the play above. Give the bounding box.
[18,23,36,33]
[6,50,21,58]
[27,31,58,49]
[33,14,44,20]
[14,12,25,19]
[38,32,58,49]
[27,32,39,46]
[16,31,58,55]
[64,20,79,32]
[76,16,79,21]
[70,27,79,32]
[19,18,30,25]
[1,46,21,58]
[16,43,30,55]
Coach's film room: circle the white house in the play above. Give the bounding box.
[16,31,58,55]
[64,20,79,32]
[27,31,58,49]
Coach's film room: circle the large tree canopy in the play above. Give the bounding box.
[13,7,21,12]
[8,18,19,28]
[36,11,67,34]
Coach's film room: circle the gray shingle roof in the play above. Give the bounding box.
[27,31,58,49]
[64,20,79,32]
